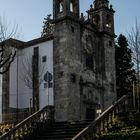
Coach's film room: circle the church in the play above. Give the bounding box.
[0,0,116,122]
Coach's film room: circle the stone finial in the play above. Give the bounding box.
[46,14,52,21]
[90,4,93,9]
[110,5,113,10]
[80,13,85,22]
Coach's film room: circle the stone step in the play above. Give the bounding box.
[51,122,91,127]
[33,120,91,140]
[37,134,75,139]
[36,138,71,140]
[40,131,80,136]
[42,127,83,134]
[48,125,88,131]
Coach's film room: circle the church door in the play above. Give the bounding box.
[86,108,95,120]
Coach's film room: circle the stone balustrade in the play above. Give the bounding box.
[0,106,54,140]
[72,95,131,140]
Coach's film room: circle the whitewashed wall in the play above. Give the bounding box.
[9,40,53,110]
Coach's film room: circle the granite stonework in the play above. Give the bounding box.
[53,0,116,121]
[1,0,116,122]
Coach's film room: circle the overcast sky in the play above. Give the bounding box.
[0,0,140,41]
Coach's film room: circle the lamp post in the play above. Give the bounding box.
[96,103,102,117]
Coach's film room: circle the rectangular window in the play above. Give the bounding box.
[109,41,112,47]
[70,73,76,83]
[71,26,75,33]
[59,71,64,78]
[33,47,39,56]
[42,56,47,62]
[86,54,93,69]
[111,84,114,92]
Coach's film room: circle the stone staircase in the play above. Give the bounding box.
[1,95,137,140]
[33,120,92,140]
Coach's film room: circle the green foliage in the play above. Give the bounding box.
[115,34,136,99]
[103,126,140,138]
[101,112,140,139]
[41,14,54,37]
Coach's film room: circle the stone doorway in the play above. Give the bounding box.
[86,108,95,120]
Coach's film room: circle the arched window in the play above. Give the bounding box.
[86,54,93,69]
[85,36,94,69]
[106,14,112,28]
[70,2,74,12]
[59,0,63,13]
[109,41,112,47]
[88,90,93,101]
[93,14,100,26]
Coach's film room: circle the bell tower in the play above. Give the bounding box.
[53,0,81,121]
[94,0,109,9]
[92,0,116,109]
[92,0,115,34]
[53,0,79,20]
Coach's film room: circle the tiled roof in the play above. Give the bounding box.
[0,34,54,49]
[0,38,25,49]
[22,35,54,49]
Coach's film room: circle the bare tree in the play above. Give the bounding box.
[128,19,140,109]
[21,54,46,112]
[128,19,140,77]
[21,55,46,89]
[0,17,19,74]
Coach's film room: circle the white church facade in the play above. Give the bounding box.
[0,36,54,122]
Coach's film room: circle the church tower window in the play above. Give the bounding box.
[70,1,74,12]
[86,54,93,69]
[88,90,93,101]
[93,14,100,26]
[59,0,64,13]
[106,14,112,28]
[71,26,75,33]
[70,73,76,83]
[109,41,112,47]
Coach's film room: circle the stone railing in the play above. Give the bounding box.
[72,95,131,140]
[0,106,54,140]
[1,111,30,124]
